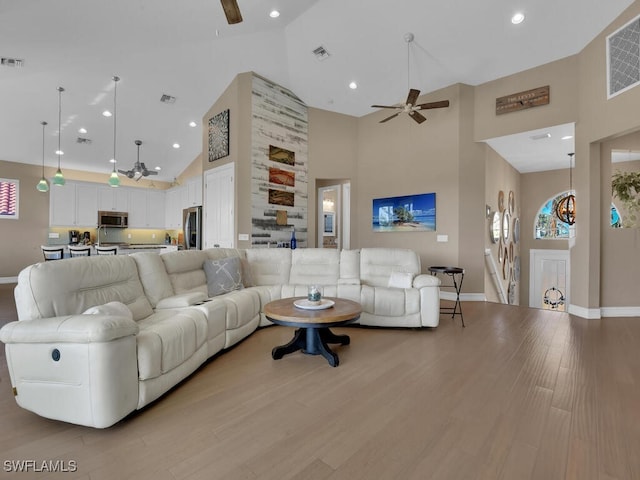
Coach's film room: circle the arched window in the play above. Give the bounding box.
[534,191,573,239]
[534,192,623,238]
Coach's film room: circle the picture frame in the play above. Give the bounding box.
[208,109,230,162]
[372,192,436,232]
[323,212,335,236]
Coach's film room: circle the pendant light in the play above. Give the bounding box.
[555,153,576,225]
[36,121,50,192]
[108,75,121,187]
[53,86,65,186]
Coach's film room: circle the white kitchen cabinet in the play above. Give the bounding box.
[76,183,98,226]
[185,176,202,207]
[98,186,129,212]
[49,181,98,227]
[128,188,166,228]
[165,186,183,229]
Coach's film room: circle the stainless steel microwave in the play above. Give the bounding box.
[98,211,128,228]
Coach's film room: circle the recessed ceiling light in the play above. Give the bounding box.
[511,12,525,24]
[561,135,574,140]
[78,127,87,134]
[55,150,64,155]
[189,121,197,128]
[102,110,112,117]
[172,143,180,149]
[269,10,280,18]
[349,81,358,90]
[155,166,161,171]
[109,158,116,163]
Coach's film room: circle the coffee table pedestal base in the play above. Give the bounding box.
[272,327,350,367]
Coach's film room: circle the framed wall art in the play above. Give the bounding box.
[208,109,229,162]
[372,192,436,232]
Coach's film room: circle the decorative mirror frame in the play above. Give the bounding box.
[513,217,520,243]
[508,190,515,214]
[498,191,505,212]
[502,211,510,241]
[490,211,501,243]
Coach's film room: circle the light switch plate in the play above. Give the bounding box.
[437,234,448,243]
[238,233,249,241]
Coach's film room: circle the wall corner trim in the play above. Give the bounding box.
[568,304,602,319]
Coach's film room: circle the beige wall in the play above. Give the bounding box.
[601,131,640,307]
[484,146,521,304]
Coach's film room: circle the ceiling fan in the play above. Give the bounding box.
[220,0,243,24]
[118,140,158,182]
[371,33,449,124]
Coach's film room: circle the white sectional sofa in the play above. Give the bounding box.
[0,247,440,428]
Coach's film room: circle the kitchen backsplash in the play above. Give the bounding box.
[48,227,181,246]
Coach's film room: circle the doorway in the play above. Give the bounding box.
[529,249,570,311]
[317,182,350,249]
[204,163,234,248]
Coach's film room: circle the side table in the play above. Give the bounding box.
[428,266,465,327]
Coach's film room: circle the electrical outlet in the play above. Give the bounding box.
[437,235,448,243]
[128,233,132,239]
[48,232,59,239]
[151,233,156,239]
[238,233,249,241]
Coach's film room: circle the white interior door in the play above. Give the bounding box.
[529,249,570,310]
[204,163,234,248]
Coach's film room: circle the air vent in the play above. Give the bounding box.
[76,137,92,145]
[160,94,176,104]
[607,14,640,98]
[530,133,551,141]
[312,46,330,61]
[1,57,24,67]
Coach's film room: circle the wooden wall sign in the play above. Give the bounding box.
[495,86,549,115]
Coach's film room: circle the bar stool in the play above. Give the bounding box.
[41,245,65,261]
[95,246,118,255]
[68,245,91,257]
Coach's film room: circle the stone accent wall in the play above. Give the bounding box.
[250,75,308,247]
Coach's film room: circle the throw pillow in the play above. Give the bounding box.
[388,271,413,289]
[203,257,244,297]
[83,301,133,320]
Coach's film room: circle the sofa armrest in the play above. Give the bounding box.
[413,274,441,289]
[155,292,208,309]
[0,315,139,344]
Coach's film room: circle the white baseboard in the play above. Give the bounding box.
[568,304,601,319]
[439,292,486,302]
[600,306,640,318]
[0,277,18,284]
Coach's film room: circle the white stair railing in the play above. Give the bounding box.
[484,248,507,304]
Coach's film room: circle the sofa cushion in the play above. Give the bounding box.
[13,255,154,322]
[131,252,175,308]
[203,257,244,297]
[289,249,340,285]
[83,301,133,320]
[245,249,291,285]
[360,248,421,287]
[388,271,414,289]
[136,309,207,380]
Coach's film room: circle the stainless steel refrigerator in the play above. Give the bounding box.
[183,206,202,250]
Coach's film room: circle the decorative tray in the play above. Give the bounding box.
[293,299,335,310]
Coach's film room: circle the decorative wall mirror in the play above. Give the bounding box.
[502,211,510,241]
[498,239,504,263]
[508,190,515,214]
[490,211,501,243]
[513,217,520,243]
[498,191,505,212]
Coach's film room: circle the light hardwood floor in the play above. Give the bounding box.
[1,285,639,479]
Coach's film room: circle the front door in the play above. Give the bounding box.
[529,249,570,311]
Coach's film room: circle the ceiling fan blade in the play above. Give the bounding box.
[117,169,128,175]
[406,89,420,107]
[371,104,401,109]
[380,113,400,123]
[416,100,450,110]
[409,111,427,124]
[220,0,243,24]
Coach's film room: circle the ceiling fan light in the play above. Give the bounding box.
[511,12,525,24]
[269,10,280,18]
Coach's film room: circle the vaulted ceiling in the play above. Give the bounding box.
[0,0,634,181]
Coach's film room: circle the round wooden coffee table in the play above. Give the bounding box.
[264,297,362,367]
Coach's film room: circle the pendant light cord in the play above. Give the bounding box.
[41,121,47,176]
[569,153,574,192]
[57,87,64,167]
[113,76,119,170]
